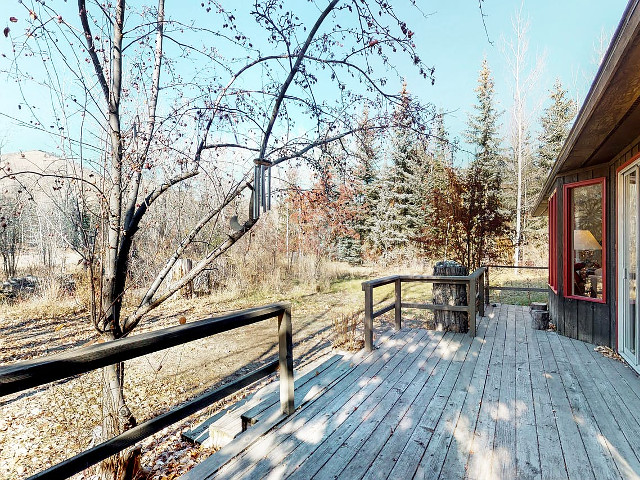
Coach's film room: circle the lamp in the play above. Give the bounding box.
[573,229,602,251]
[573,229,602,268]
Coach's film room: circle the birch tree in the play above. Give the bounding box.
[503,5,543,268]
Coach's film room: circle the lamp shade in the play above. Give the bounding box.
[573,229,602,251]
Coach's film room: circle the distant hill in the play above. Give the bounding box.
[0,150,101,206]
[1,150,69,176]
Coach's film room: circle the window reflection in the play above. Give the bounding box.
[569,183,603,299]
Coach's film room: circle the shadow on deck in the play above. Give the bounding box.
[182,304,640,480]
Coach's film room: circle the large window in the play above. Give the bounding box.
[563,178,606,302]
[548,191,558,292]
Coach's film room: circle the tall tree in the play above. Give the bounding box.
[463,59,509,268]
[370,81,431,256]
[422,112,457,259]
[503,5,543,268]
[351,107,379,255]
[536,79,576,175]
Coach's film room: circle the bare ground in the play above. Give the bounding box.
[0,278,405,479]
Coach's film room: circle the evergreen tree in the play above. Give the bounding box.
[461,59,509,268]
[375,81,424,252]
[522,79,575,258]
[350,107,379,259]
[536,79,576,174]
[422,112,457,259]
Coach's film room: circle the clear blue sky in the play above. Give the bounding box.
[0,0,630,158]
[402,0,629,163]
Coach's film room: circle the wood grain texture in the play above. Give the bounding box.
[184,304,640,480]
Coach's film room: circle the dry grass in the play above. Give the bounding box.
[487,267,549,305]
[331,309,364,351]
[0,274,87,322]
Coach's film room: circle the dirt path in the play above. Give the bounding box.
[0,279,399,479]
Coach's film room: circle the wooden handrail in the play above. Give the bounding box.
[484,264,549,270]
[0,303,294,480]
[483,265,549,303]
[361,268,487,350]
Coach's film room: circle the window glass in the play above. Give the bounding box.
[569,183,603,299]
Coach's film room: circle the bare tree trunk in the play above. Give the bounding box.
[504,5,542,274]
[98,361,139,480]
[513,13,524,274]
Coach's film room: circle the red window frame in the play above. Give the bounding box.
[563,177,606,303]
[548,191,558,293]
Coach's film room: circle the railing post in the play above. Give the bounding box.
[394,278,402,331]
[278,306,294,415]
[485,266,490,305]
[364,284,374,352]
[468,276,477,337]
[478,270,485,317]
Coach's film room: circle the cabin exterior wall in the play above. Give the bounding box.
[548,135,640,347]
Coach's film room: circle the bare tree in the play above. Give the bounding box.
[502,3,544,268]
[2,1,432,477]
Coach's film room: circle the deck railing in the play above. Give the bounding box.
[361,267,487,349]
[483,264,548,302]
[0,303,294,480]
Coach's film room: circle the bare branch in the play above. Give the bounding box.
[127,168,199,234]
[127,173,251,328]
[259,0,340,159]
[77,0,110,101]
[123,214,256,334]
[478,0,494,45]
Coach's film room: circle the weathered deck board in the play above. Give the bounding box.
[513,304,541,480]
[465,301,508,479]
[181,304,640,480]
[525,303,567,480]
[286,330,449,480]
[536,324,595,479]
[491,303,517,479]
[382,312,493,480]
[546,325,621,479]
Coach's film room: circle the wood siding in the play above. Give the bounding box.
[549,136,640,347]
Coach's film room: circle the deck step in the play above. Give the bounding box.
[181,353,344,449]
[241,352,354,430]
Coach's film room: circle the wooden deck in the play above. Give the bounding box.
[183,304,640,480]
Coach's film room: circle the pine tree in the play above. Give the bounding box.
[536,79,576,174]
[378,81,424,252]
[422,112,457,259]
[521,79,575,258]
[350,107,379,258]
[461,59,509,268]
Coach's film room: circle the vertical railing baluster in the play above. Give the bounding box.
[485,266,490,306]
[469,275,477,337]
[394,278,402,331]
[364,284,374,351]
[479,269,485,317]
[278,306,294,415]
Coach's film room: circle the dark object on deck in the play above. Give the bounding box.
[432,261,469,333]
[530,302,548,312]
[531,310,550,330]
